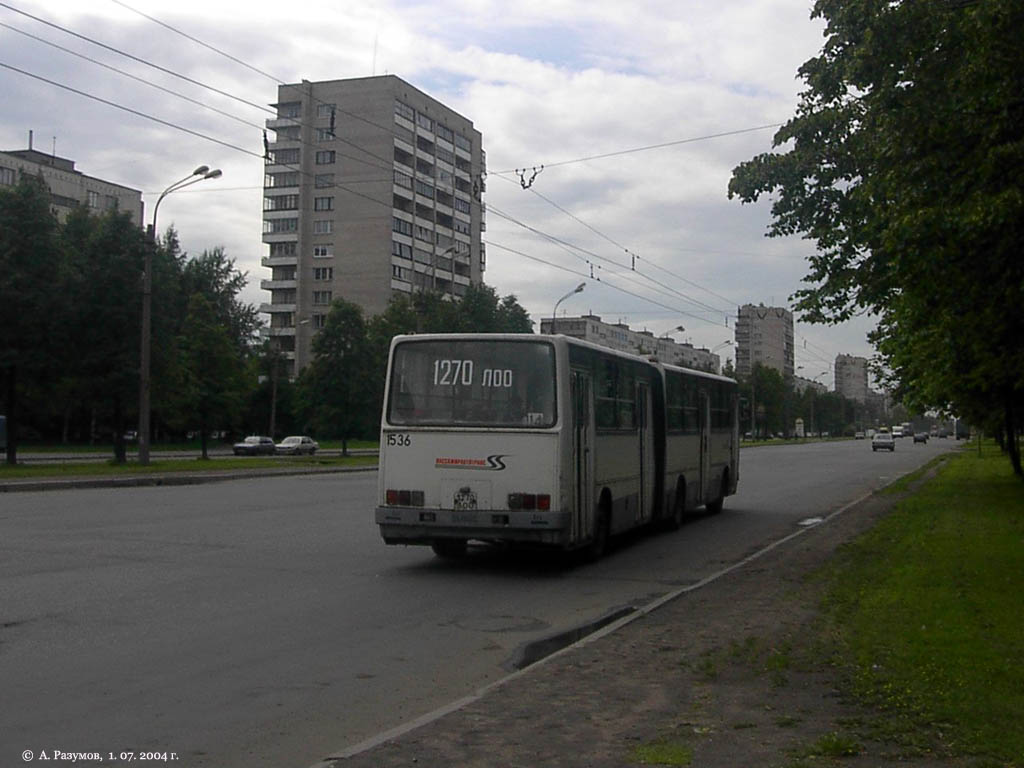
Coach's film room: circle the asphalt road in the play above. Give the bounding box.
[0,437,956,767]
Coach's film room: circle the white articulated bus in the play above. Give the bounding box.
[375,333,739,559]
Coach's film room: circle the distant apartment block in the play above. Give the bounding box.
[262,75,486,375]
[0,145,143,226]
[540,315,722,372]
[793,376,828,395]
[835,354,870,403]
[734,304,794,378]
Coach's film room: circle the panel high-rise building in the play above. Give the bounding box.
[734,304,794,378]
[261,75,486,375]
[835,354,870,403]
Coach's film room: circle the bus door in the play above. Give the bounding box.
[570,370,594,544]
[699,389,711,503]
[637,380,655,523]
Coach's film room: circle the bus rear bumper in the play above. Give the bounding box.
[375,506,572,547]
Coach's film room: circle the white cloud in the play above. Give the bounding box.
[0,0,875,387]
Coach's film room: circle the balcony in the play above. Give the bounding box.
[261,255,298,268]
[260,278,298,291]
[260,302,296,314]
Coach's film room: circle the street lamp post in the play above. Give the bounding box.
[138,165,222,465]
[549,283,585,333]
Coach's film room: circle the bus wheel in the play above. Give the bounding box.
[705,472,728,515]
[431,539,468,559]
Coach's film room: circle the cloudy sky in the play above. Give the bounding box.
[0,0,873,387]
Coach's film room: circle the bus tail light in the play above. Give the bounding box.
[386,489,425,507]
[508,493,551,511]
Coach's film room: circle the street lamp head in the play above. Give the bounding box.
[204,168,223,179]
[192,165,210,176]
[574,282,585,294]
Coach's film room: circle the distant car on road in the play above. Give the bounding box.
[872,430,895,452]
[233,435,276,456]
[854,431,865,439]
[913,432,929,444]
[275,435,319,455]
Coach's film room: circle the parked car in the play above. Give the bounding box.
[233,435,276,455]
[913,431,929,444]
[275,435,319,455]
[872,430,895,452]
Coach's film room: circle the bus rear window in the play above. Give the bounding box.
[387,340,556,428]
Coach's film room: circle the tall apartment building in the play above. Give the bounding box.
[261,75,486,375]
[835,354,870,403]
[0,144,143,226]
[734,304,794,378]
[540,315,722,372]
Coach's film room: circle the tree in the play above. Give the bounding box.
[170,294,249,459]
[298,299,375,455]
[61,207,150,462]
[0,174,63,464]
[729,0,1024,475]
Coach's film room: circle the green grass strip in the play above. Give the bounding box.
[0,454,377,479]
[821,441,1024,761]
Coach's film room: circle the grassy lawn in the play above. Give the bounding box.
[820,441,1024,762]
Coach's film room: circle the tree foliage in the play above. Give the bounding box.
[729,0,1024,475]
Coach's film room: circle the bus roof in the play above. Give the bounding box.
[388,333,737,385]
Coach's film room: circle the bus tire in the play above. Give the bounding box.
[584,493,612,561]
[431,539,468,559]
[705,471,728,515]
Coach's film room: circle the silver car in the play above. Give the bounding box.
[871,431,895,452]
[275,435,319,455]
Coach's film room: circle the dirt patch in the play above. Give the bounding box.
[326,474,975,767]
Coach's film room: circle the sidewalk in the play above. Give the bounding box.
[314,490,959,768]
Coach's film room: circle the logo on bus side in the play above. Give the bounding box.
[435,455,509,471]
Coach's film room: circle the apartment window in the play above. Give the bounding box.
[269,241,296,257]
[394,100,415,121]
[314,196,334,211]
[454,197,471,214]
[272,266,296,280]
[436,124,454,143]
[104,195,119,210]
[393,170,412,189]
[314,219,333,234]
[315,173,334,188]
[315,150,336,165]
[392,241,412,259]
[272,288,296,304]
[87,190,99,208]
[316,127,335,142]
[264,218,298,233]
[392,217,412,236]
[454,133,471,152]
[312,290,332,305]
[278,102,301,118]
[414,225,433,243]
[264,194,298,211]
[415,180,434,199]
[416,112,433,132]
[436,147,455,166]
[392,264,410,281]
[265,172,299,188]
[313,267,333,280]
[0,166,17,185]
[313,245,333,258]
[270,148,300,165]
[454,219,470,235]
[313,313,327,329]
[317,103,336,118]
[275,126,301,141]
